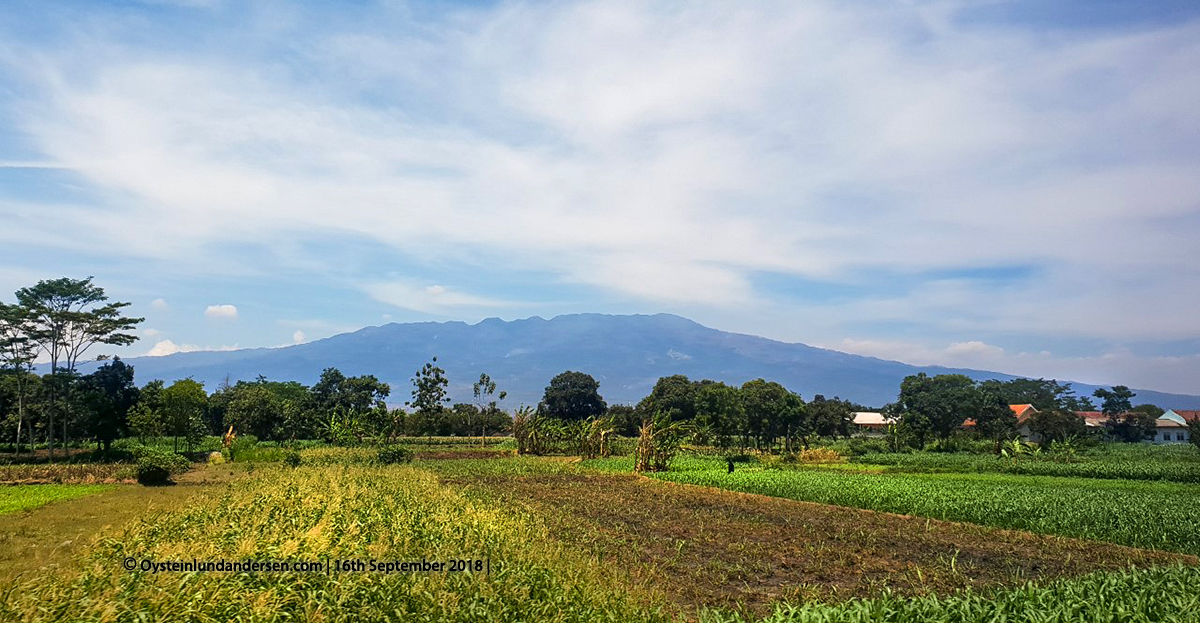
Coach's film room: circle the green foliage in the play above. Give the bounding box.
[703,565,1200,623]
[740,379,806,450]
[160,378,208,452]
[806,395,855,440]
[854,447,1200,483]
[133,447,191,486]
[282,449,302,468]
[894,373,977,446]
[1094,385,1136,415]
[637,375,701,421]
[224,383,285,440]
[1026,408,1088,444]
[407,357,450,423]
[540,370,606,421]
[634,413,689,472]
[376,444,414,464]
[1107,409,1158,443]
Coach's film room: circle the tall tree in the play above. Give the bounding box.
[540,371,606,421]
[637,375,701,421]
[894,373,978,447]
[15,277,142,459]
[472,373,507,441]
[0,303,37,454]
[408,357,450,435]
[974,381,1019,452]
[1094,385,1135,416]
[224,384,285,441]
[160,378,208,452]
[1094,386,1151,442]
[78,357,139,451]
[808,394,855,440]
[693,382,743,449]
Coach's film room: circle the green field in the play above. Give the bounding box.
[588,456,1200,555]
[0,484,114,515]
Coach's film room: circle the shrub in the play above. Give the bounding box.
[135,449,191,486]
[283,450,302,468]
[376,445,414,465]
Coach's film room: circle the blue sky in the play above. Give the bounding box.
[1,0,1199,394]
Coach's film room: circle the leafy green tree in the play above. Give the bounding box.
[894,373,978,447]
[408,357,450,435]
[0,303,37,453]
[1130,404,1164,419]
[472,372,507,440]
[78,357,139,451]
[693,382,743,449]
[1108,410,1157,443]
[160,378,208,452]
[1094,386,1152,442]
[1094,386,1135,416]
[1189,418,1200,452]
[637,375,701,421]
[739,379,806,450]
[540,371,606,421]
[808,395,855,440]
[15,277,142,459]
[225,384,285,441]
[1025,408,1087,444]
[974,381,1019,452]
[605,404,640,437]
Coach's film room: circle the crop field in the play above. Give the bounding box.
[0,463,135,484]
[2,447,1199,621]
[589,457,1200,555]
[853,451,1200,483]
[0,484,114,516]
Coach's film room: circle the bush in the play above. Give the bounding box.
[135,449,191,486]
[376,445,414,465]
[283,450,302,468]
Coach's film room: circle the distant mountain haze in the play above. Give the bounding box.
[66,314,1200,410]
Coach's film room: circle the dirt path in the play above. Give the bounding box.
[0,465,243,584]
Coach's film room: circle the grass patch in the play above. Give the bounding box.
[0,484,114,515]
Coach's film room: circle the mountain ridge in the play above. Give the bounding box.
[68,313,1200,410]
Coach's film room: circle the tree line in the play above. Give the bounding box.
[2,277,1185,458]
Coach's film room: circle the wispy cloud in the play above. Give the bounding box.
[1,1,1198,391]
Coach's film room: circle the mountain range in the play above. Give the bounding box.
[73,313,1200,410]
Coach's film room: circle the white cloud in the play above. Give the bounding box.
[150,298,169,311]
[2,2,1199,389]
[363,281,513,315]
[144,339,198,356]
[142,327,162,338]
[204,304,238,319]
[292,329,305,343]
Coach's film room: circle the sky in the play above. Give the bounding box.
[1,0,1198,394]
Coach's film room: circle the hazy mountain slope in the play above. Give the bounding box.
[72,313,1200,409]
